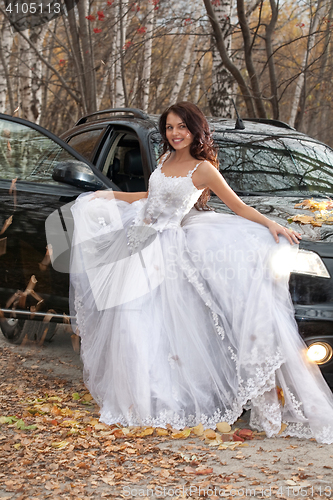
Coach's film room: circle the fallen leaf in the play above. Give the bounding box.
[191,423,204,436]
[171,428,191,439]
[51,440,69,449]
[216,422,231,433]
[156,427,169,436]
[203,429,216,440]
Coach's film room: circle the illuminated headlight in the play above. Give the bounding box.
[307,342,333,365]
[292,249,330,278]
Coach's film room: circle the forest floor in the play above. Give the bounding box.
[0,326,332,500]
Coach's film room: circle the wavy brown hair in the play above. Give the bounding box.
[159,102,219,210]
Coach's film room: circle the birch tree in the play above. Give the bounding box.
[168,24,198,104]
[114,0,129,107]
[209,0,235,117]
[289,0,325,128]
[0,18,14,114]
[141,0,155,112]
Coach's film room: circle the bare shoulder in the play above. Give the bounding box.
[197,160,218,172]
[195,160,221,180]
[193,160,221,190]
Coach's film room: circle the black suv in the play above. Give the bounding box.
[0,108,332,387]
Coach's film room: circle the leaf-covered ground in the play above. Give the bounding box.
[1,344,333,500]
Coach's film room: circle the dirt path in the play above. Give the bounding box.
[0,326,332,499]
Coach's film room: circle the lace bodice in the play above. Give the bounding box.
[134,153,204,232]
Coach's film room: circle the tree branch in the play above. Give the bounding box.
[202,0,255,117]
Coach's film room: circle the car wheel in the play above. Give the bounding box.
[0,318,57,344]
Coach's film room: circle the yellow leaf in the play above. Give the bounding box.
[279,423,288,434]
[60,420,79,427]
[60,408,73,416]
[191,423,204,436]
[171,429,191,439]
[218,441,242,450]
[51,440,69,449]
[216,422,231,433]
[13,443,21,449]
[156,427,169,436]
[81,393,93,402]
[121,427,132,435]
[276,386,285,406]
[137,427,155,437]
[89,419,99,426]
[291,215,315,224]
[203,429,217,440]
[35,403,52,413]
[94,423,109,430]
[207,437,223,446]
[72,393,80,400]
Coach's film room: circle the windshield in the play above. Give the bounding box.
[216,136,333,196]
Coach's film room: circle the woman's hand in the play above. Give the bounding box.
[89,190,115,201]
[268,221,302,245]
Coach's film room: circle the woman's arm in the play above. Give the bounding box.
[195,162,301,245]
[90,190,148,203]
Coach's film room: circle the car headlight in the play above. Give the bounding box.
[292,249,330,278]
[307,342,333,364]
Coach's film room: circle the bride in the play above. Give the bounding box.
[70,102,333,443]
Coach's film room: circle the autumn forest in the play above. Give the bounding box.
[0,0,333,145]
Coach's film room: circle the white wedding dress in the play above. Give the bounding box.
[70,154,333,443]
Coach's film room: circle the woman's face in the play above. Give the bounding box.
[165,112,193,151]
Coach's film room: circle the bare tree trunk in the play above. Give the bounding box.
[289,0,324,128]
[168,32,196,104]
[306,0,333,138]
[77,0,97,113]
[19,31,35,121]
[114,0,128,107]
[202,0,256,117]
[40,21,57,127]
[97,23,115,109]
[237,0,266,118]
[29,25,47,123]
[209,0,235,117]
[183,40,198,101]
[264,0,279,119]
[142,0,155,112]
[64,0,87,114]
[0,18,14,114]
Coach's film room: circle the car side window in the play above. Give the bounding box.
[102,131,146,192]
[66,129,105,161]
[0,118,89,185]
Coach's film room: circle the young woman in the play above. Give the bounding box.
[70,102,333,443]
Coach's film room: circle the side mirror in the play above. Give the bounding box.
[52,161,104,190]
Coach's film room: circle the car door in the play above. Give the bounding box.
[0,114,114,324]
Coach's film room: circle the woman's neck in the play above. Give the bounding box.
[170,148,193,163]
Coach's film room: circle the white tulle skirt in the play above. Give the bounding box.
[70,193,333,443]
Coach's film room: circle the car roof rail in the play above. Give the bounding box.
[243,118,295,130]
[75,108,149,126]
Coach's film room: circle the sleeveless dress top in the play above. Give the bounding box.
[69,152,333,444]
[134,153,204,231]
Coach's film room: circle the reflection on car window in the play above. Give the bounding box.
[151,132,163,165]
[0,119,88,185]
[67,129,105,161]
[216,136,333,195]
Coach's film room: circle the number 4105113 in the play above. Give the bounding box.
[5,3,61,14]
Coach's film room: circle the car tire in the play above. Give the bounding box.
[0,318,57,345]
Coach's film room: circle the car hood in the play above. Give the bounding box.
[209,195,333,243]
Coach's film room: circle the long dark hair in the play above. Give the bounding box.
[159,102,219,210]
